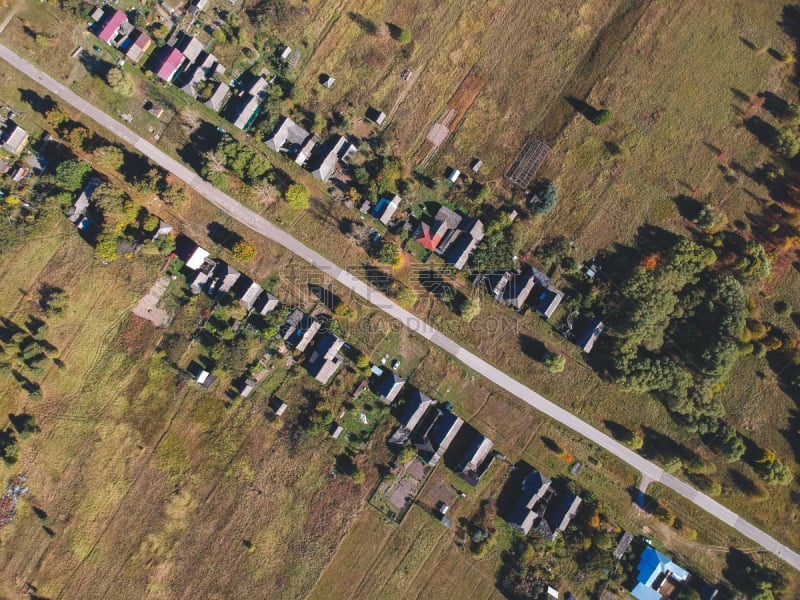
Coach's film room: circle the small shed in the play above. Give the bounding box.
[90,6,105,21]
[470,158,483,172]
[330,423,344,439]
[447,168,460,183]
[366,107,386,125]
[239,378,256,398]
[279,46,292,60]
[321,75,336,89]
[269,397,287,416]
[146,102,165,119]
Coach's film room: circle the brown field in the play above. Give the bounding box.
[1,0,799,595]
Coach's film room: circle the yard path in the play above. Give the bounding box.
[2,44,799,571]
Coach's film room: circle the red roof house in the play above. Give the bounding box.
[153,47,185,82]
[96,9,127,44]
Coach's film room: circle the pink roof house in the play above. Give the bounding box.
[153,47,185,82]
[96,10,127,44]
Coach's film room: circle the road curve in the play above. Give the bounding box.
[2,44,797,570]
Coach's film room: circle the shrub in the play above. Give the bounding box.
[285,183,310,209]
[531,180,558,215]
[232,240,256,263]
[397,446,416,465]
[397,28,412,44]
[461,296,480,322]
[355,354,370,369]
[93,146,124,171]
[542,352,566,373]
[351,468,365,484]
[375,240,400,265]
[773,127,800,158]
[592,109,611,125]
[392,284,418,308]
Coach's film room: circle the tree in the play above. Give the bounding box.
[54,160,91,192]
[351,468,365,484]
[375,240,400,265]
[66,125,91,150]
[95,233,119,261]
[593,531,614,551]
[148,22,169,40]
[461,296,480,322]
[592,109,611,125]
[93,146,124,171]
[92,183,128,224]
[532,180,558,215]
[45,107,69,130]
[162,182,187,207]
[107,67,134,97]
[542,352,566,373]
[773,126,800,158]
[624,430,644,450]
[397,28,412,44]
[355,354,370,370]
[392,284,418,308]
[13,415,36,440]
[232,240,256,263]
[285,183,310,209]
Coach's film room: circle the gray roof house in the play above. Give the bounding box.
[175,34,205,63]
[370,367,405,405]
[538,492,582,541]
[507,470,553,535]
[0,122,28,155]
[238,280,264,311]
[411,406,463,466]
[502,267,537,310]
[212,263,240,297]
[280,309,321,352]
[371,194,401,226]
[366,106,386,125]
[527,266,563,319]
[306,332,345,384]
[265,117,316,165]
[576,319,604,353]
[388,390,435,446]
[309,135,357,182]
[205,82,231,112]
[230,94,262,130]
[254,292,279,316]
[68,177,101,224]
[455,433,495,487]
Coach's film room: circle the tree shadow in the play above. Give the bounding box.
[743,115,777,148]
[18,89,56,114]
[739,36,757,50]
[672,194,704,221]
[78,51,114,79]
[518,334,546,362]
[347,12,377,35]
[206,221,242,249]
[177,121,223,173]
[603,420,631,441]
[540,436,562,453]
[564,95,599,122]
[759,90,789,119]
[723,547,784,596]
[780,5,800,82]
[8,413,33,435]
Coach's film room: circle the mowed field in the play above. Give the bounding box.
[308,505,504,600]
[0,221,370,600]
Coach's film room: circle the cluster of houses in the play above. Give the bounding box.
[264,117,359,183]
[178,238,346,391]
[412,204,486,271]
[90,6,152,64]
[379,376,497,488]
[475,262,604,354]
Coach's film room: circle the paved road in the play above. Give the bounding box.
[3,44,798,570]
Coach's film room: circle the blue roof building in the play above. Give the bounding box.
[631,546,690,600]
